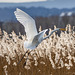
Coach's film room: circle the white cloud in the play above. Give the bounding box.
[0,0,47,3]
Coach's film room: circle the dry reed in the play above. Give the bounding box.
[0,25,75,75]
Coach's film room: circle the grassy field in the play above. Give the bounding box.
[0,25,75,75]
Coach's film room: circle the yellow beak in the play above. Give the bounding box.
[60,28,66,31]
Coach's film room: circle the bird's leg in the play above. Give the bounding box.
[23,50,32,67]
[17,50,29,65]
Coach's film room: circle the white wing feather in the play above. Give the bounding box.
[14,8,38,40]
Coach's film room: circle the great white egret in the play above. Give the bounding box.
[14,8,66,67]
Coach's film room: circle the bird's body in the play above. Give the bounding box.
[14,8,66,66]
[24,29,48,49]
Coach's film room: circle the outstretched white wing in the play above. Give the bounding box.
[14,8,38,40]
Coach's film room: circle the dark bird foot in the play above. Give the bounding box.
[23,61,27,68]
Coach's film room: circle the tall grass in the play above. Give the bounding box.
[0,25,75,75]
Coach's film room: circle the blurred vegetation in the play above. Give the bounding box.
[0,16,75,35]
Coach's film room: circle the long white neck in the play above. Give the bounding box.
[43,28,59,40]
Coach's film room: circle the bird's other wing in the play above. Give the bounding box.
[14,8,38,40]
[35,29,48,41]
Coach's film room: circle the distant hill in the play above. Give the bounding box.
[0,7,75,22]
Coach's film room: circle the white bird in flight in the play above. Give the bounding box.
[14,8,66,67]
